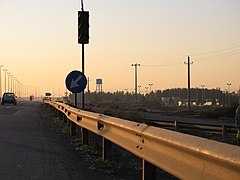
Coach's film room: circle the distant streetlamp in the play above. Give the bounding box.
[3,69,7,93]
[138,85,141,94]
[149,83,153,92]
[145,87,149,94]
[7,72,11,92]
[227,83,231,107]
[201,85,205,106]
[10,74,13,92]
[12,77,16,94]
[224,89,228,107]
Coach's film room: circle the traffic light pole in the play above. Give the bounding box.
[80,0,88,145]
[81,0,85,110]
[82,44,85,110]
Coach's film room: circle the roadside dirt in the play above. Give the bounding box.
[40,104,177,180]
[38,104,122,180]
[39,104,142,180]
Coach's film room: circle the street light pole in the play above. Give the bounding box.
[12,77,15,94]
[7,72,11,92]
[10,75,13,92]
[145,87,149,94]
[227,83,231,107]
[138,85,141,94]
[149,83,153,92]
[149,84,153,101]
[131,63,140,102]
[3,69,7,93]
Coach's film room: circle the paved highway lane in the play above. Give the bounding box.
[0,101,112,180]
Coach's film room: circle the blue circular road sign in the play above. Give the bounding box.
[65,70,87,93]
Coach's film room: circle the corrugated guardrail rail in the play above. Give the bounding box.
[144,119,236,142]
[46,101,240,180]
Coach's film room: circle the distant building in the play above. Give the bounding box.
[96,79,103,92]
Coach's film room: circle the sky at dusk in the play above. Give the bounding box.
[0,0,240,96]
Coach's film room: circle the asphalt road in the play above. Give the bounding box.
[0,101,114,180]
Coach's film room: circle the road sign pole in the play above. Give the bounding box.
[82,44,85,110]
[75,93,77,107]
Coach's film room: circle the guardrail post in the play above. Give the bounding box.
[63,115,68,124]
[102,137,112,161]
[222,125,227,142]
[175,121,179,131]
[82,128,89,145]
[55,109,59,117]
[70,121,76,137]
[62,112,65,120]
[142,159,156,180]
[59,112,64,120]
[67,118,70,125]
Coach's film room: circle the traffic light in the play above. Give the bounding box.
[78,11,89,44]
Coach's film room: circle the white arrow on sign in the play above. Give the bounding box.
[70,75,82,89]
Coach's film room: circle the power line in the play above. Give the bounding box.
[100,65,131,78]
[142,56,186,67]
[192,45,240,57]
[194,50,240,63]
[142,45,240,67]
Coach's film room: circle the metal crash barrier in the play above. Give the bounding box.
[46,101,240,180]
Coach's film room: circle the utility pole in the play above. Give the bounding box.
[131,63,140,102]
[184,56,193,110]
[227,83,231,107]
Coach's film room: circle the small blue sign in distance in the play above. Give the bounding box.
[65,70,87,93]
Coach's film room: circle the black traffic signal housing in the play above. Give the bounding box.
[78,11,89,44]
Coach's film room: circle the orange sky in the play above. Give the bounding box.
[0,0,240,96]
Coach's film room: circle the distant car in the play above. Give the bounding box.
[1,92,17,105]
[62,97,71,105]
[42,97,51,102]
[55,98,63,103]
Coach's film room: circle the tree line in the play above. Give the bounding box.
[69,88,239,107]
